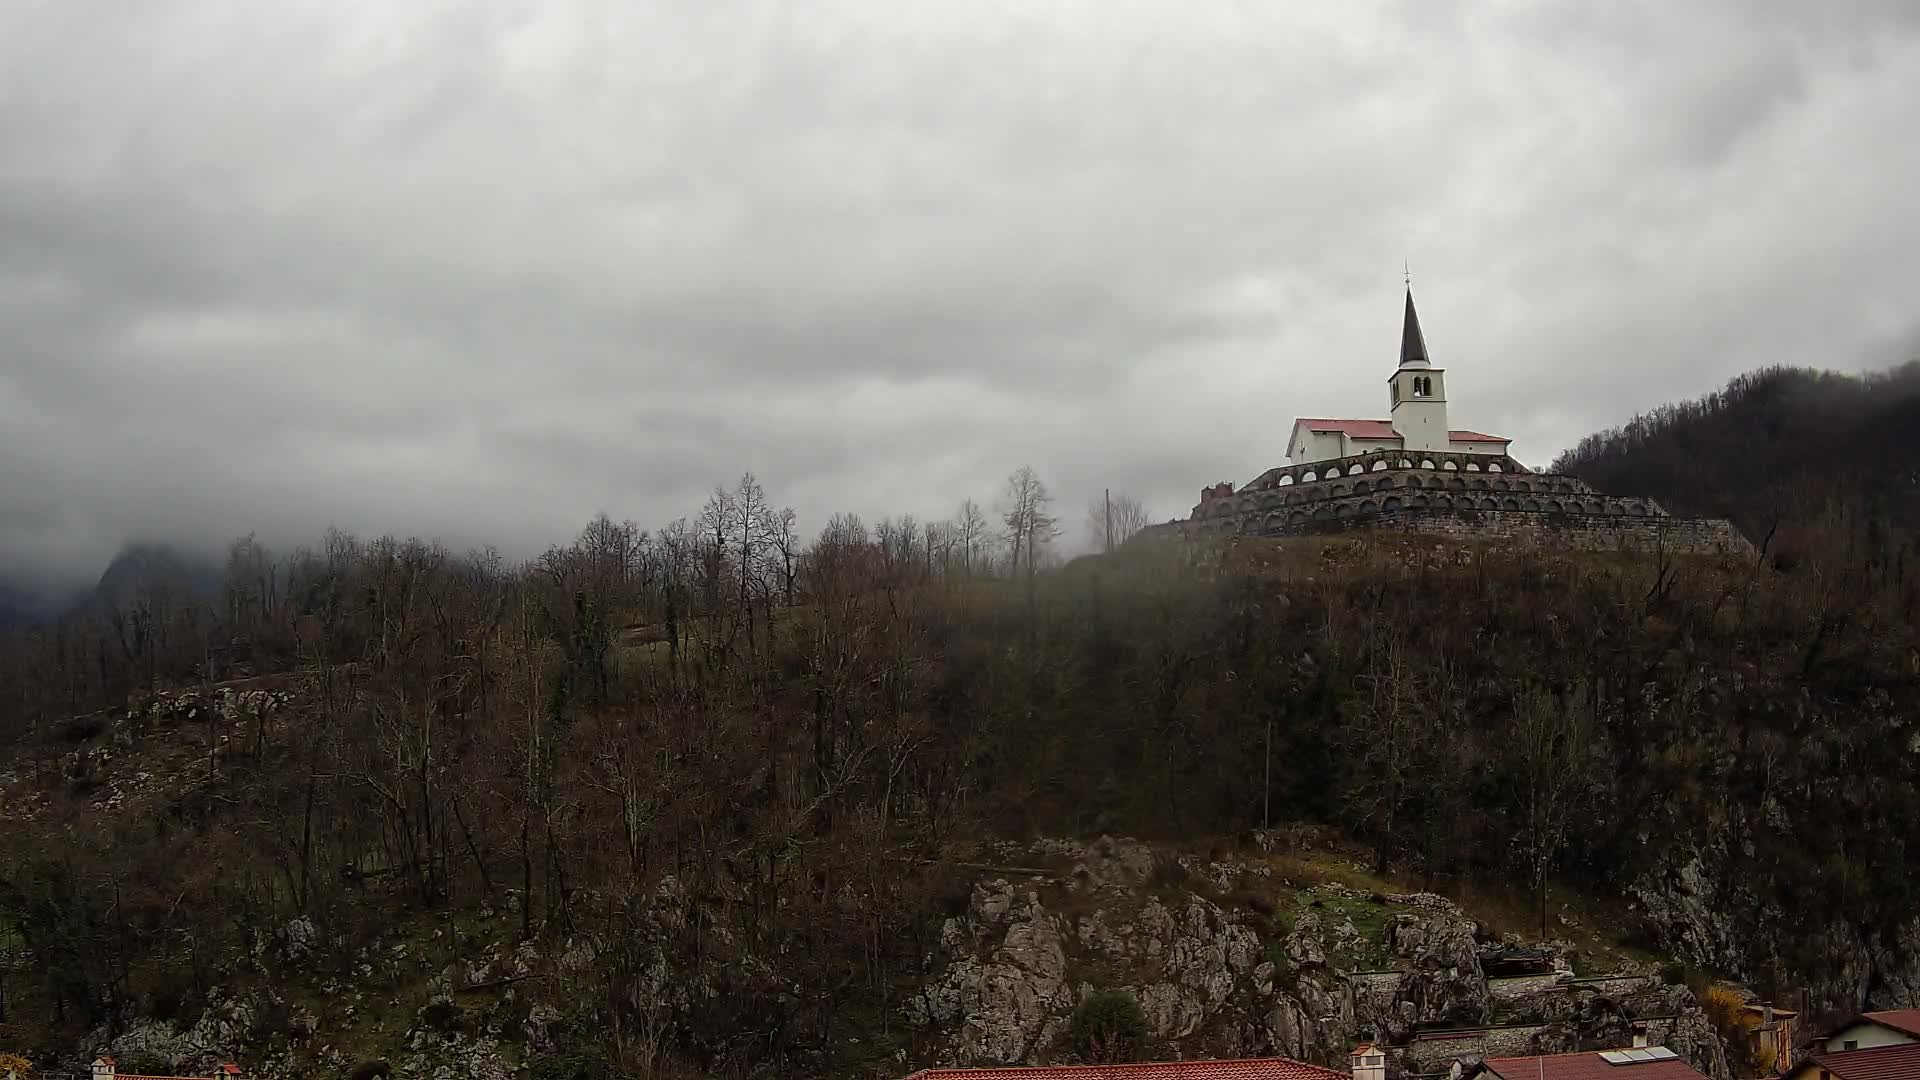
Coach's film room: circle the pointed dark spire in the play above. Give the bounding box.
[1399,287,1431,368]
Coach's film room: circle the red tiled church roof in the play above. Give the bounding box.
[1297,419,1398,438]
[1484,1052,1710,1080]
[1292,419,1510,444]
[1816,1043,1920,1080]
[903,1058,1351,1080]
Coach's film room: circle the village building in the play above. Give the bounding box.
[92,1057,240,1080]
[1731,1002,1799,1075]
[1149,289,1748,556]
[1453,1049,1714,1080]
[1781,1010,1920,1080]
[902,1046,1371,1080]
[1809,1010,1920,1054]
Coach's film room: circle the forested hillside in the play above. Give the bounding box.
[0,379,1917,1077]
[1554,362,1920,551]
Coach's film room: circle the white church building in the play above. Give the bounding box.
[1282,289,1511,465]
[1152,287,1750,556]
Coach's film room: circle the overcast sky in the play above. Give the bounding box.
[3,1,1918,589]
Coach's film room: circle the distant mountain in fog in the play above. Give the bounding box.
[0,543,222,631]
[82,542,223,615]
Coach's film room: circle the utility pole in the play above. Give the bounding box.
[1263,715,1272,829]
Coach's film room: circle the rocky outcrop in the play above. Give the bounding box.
[1630,834,1920,1018]
[909,879,1076,1062]
[906,839,1743,1080]
[909,841,1510,1069]
[54,835,1743,1080]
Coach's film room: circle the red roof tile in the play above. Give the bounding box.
[1293,419,1510,445]
[1817,1042,1920,1080]
[903,1058,1350,1080]
[1485,1051,1710,1080]
[1296,418,1398,439]
[1865,1012,1920,1039]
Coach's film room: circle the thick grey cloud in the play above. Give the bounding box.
[3,0,1918,588]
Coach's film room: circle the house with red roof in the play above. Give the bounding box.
[902,1044,1380,1080]
[1787,1041,1920,1080]
[1814,1011,1920,1054]
[1456,1047,1712,1080]
[91,1057,240,1080]
[1781,1010,1920,1080]
[1281,290,1512,467]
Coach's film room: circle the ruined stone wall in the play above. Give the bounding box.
[1330,508,1752,557]
[1488,972,1571,1004]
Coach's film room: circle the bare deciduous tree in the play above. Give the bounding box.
[1000,467,1054,576]
[954,498,989,577]
[1085,491,1152,553]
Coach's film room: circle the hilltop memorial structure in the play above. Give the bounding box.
[1155,289,1748,555]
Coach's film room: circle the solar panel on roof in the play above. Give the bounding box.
[1600,1052,1633,1065]
[1646,1048,1678,1061]
[1628,1050,1660,1062]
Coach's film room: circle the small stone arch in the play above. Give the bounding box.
[1410,494,1430,509]
[1586,500,1605,514]
[1331,483,1348,497]
[1547,500,1564,513]
[1372,459,1389,471]
[1301,471,1317,483]
[1358,499,1378,515]
[1352,479,1370,494]
[1335,503,1354,519]
[1471,479,1489,491]
[1264,512,1286,531]
[1503,498,1520,510]
[1288,510,1308,527]
[1418,459,1435,470]
[1311,506,1331,521]
[1480,497,1499,510]
[1466,462,1482,472]
[1450,477,1468,491]
[1398,458,1414,469]
[1524,499,1541,511]
[1279,474,1295,486]
[1488,462,1503,473]
[1408,476,1424,489]
[1384,496,1403,512]
[1327,464,1345,478]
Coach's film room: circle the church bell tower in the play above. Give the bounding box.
[1388,287,1449,453]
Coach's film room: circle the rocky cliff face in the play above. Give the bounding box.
[901,837,1732,1080]
[1630,834,1920,1019]
[48,835,1742,1079]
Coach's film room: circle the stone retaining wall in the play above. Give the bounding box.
[1343,508,1752,557]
